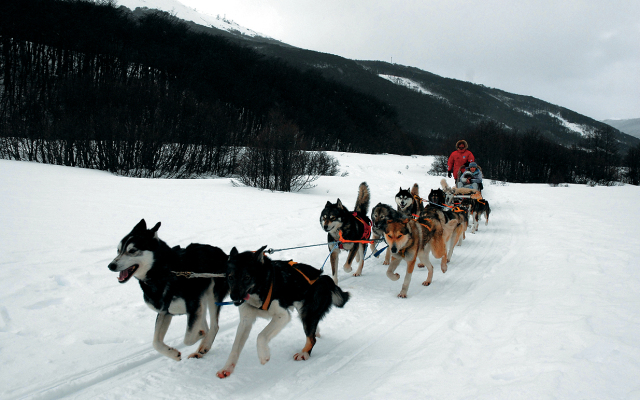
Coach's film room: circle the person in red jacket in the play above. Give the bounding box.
[447,140,475,182]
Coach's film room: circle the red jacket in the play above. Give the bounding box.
[447,140,475,179]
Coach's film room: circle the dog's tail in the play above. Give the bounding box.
[411,183,420,197]
[440,178,450,191]
[354,182,370,215]
[310,275,351,309]
[310,276,351,308]
[331,285,350,308]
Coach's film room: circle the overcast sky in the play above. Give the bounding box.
[158,0,639,121]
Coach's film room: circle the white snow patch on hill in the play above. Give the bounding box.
[379,74,446,100]
[548,112,590,136]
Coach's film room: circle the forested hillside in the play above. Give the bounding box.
[0,0,415,157]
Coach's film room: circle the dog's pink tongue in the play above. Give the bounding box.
[118,270,129,282]
[244,294,250,300]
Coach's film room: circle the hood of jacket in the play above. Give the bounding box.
[455,140,469,151]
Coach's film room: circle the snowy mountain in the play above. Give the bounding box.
[116,0,267,38]
[111,0,638,151]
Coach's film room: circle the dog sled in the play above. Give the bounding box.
[444,189,483,206]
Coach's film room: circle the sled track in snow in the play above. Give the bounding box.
[285,204,522,399]
[7,316,241,400]
[11,204,521,399]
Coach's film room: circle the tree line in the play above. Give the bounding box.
[1,0,637,186]
[0,0,411,186]
[431,120,639,185]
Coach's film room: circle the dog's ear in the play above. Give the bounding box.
[255,245,268,264]
[230,247,238,257]
[133,219,147,232]
[336,199,343,209]
[325,201,332,208]
[149,222,161,237]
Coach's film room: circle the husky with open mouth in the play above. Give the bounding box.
[108,219,228,361]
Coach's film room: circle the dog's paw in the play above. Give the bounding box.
[258,346,271,365]
[216,365,235,379]
[188,346,209,359]
[441,265,448,273]
[352,272,362,277]
[417,263,425,268]
[397,292,408,298]
[422,280,431,286]
[343,265,352,273]
[167,348,181,361]
[382,260,390,265]
[293,352,310,361]
[386,272,400,281]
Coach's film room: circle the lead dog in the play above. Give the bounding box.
[216,246,350,378]
[108,219,229,360]
[319,182,371,283]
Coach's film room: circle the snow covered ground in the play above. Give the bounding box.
[1,153,640,400]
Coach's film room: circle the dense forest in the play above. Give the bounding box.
[0,0,414,170]
[1,0,637,185]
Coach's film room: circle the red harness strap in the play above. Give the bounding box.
[338,212,372,249]
[261,261,316,311]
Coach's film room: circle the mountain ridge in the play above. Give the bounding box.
[105,1,640,152]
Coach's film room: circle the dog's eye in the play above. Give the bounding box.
[397,234,403,239]
[243,275,251,282]
[128,248,137,254]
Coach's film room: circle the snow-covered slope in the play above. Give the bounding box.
[116,0,269,38]
[1,155,640,399]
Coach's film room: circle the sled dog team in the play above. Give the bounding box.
[107,180,490,377]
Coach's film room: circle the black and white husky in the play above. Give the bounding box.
[216,246,350,379]
[319,182,371,283]
[108,219,229,361]
[395,183,423,216]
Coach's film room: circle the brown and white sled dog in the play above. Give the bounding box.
[216,246,350,378]
[384,216,459,297]
[395,183,423,215]
[319,182,371,283]
[108,219,229,361]
[470,198,491,233]
[427,188,468,253]
[369,202,406,265]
